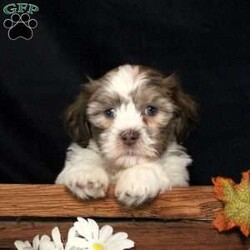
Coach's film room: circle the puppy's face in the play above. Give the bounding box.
[65,65,197,167]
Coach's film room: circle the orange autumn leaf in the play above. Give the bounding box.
[212,170,250,237]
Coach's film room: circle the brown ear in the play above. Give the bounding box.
[164,74,198,142]
[64,86,92,147]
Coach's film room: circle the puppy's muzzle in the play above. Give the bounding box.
[119,129,140,146]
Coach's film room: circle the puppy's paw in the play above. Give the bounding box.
[115,166,162,207]
[57,167,109,199]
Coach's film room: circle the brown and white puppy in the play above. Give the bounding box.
[56,64,197,206]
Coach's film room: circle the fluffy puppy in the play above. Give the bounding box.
[56,64,197,206]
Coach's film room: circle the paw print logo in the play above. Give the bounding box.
[3,13,38,40]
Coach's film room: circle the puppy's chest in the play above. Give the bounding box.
[103,160,126,183]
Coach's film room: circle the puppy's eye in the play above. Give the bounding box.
[144,106,158,116]
[104,108,116,118]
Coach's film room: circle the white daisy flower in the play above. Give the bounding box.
[69,217,135,250]
[14,227,65,250]
[14,218,135,250]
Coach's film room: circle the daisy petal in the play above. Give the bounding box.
[74,218,92,240]
[99,225,113,243]
[14,241,30,250]
[87,218,99,240]
[39,242,55,250]
[40,235,51,241]
[51,227,63,248]
[24,241,32,247]
[67,227,77,239]
[67,236,89,248]
[32,235,40,250]
[105,232,128,245]
[14,240,24,250]
[106,239,135,250]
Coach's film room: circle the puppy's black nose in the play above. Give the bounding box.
[120,129,140,146]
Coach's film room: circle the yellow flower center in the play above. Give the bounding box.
[92,243,104,250]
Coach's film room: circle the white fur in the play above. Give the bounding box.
[115,162,171,206]
[56,140,190,206]
[158,142,191,187]
[99,101,158,167]
[105,65,146,100]
[56,64,192,206]
[56,142,109,199]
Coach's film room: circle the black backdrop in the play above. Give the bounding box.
[0,0,249,185]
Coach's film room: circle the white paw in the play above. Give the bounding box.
[57,167,109,199]
[115,166,164,207]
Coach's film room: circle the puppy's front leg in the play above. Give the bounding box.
[115,163,170,207]
[56,143,109,199]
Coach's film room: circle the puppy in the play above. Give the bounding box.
[56,64,197,206]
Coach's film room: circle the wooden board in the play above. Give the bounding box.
[0,185,221,220]
[0,184,249,250]
[1,220,249,250]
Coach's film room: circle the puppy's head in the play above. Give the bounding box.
[65,65,197,167]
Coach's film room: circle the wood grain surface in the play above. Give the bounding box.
[0,220,249,250]
[0,185,249,249]
[0,184,221,220]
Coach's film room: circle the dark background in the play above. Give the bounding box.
[0,0,249,184]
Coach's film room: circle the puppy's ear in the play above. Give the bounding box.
[64,85,92,147]
[164,74,198,142]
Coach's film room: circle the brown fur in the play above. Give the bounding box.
[64,92,89,147]
[162,74,198,142]
[133,68,198,143]
[64,65,197,150]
